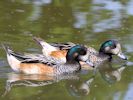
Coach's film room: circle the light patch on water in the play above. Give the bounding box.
[124,45,133,53]
[33,0,52,5]
[74,12,87,28]
[23,0,52,5]
[92,0,123,32]
[0,59,8,67]
[113,92,122,100]
[126,0,133,15]
[92,0,123,10]
[124,83,133,100]
[15,9,25,13]
[123,34,133,53]
[28,6,42,21]
[126,62,133,66]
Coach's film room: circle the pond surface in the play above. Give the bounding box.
[0,0,133,100]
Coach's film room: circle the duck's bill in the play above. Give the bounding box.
[85,60,94,67]
[117,52,127,60]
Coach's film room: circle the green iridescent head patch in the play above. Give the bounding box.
[103,41,113,48]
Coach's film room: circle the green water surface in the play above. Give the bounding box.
[0,0,133,100]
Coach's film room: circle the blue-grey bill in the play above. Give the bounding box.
[117,53,127,60]
[86,60,94,67]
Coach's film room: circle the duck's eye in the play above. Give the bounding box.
[80,50,86,55]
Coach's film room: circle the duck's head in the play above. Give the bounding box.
[66,45,94,67]
[99,40,127,60]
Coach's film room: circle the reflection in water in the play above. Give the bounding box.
[0,0,133,99]
[91,0,133,32]
[126,61,133,66]
[66,76,94,97]
[28,6,42,21]
[32,0,52,5]
[74,12,87,28]
[79,78,94,95]
[3,72,95,97]
[3,73,79,96]
[127,0,133,15]
[92,0,123,32]
[124,83,133,100]
[99,63,126,84]
[124,34,133,53]
[23,0,52,5]
[27,0,52,21]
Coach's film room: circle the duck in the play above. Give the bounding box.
[33,37,127,67]
[33,37,96,68]
[3,45,93,75]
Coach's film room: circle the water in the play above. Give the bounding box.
[0,0,133,100]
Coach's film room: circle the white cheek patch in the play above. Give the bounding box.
[105,47,110,53]
[79,51,89,61]
[111,48,120,54]
[111,44,121,54]
[105,43,122,55]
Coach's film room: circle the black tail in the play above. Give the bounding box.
[2,44,30,61]
[33,37,44,46]
[2,44,13,55]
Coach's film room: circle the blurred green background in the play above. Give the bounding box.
[0,0,133,100]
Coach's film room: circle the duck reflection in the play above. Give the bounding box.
[3,62,126,97]
[99,62,126,84]
[3,72,79,96]
[66,76,94,97]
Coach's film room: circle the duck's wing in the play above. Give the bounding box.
[13,52,62,66]
[33,37,98,53]
[33,37,75,50]
[2,44,57,64]
[21,55,59,68]
[10,52,59,67]
[23,53,44,58]
[12,51,63,65]
[3,44,64,70]
[2,44,32,61]
[33,37,58,51]
[50,42,76,50]
[51,42,98,55]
